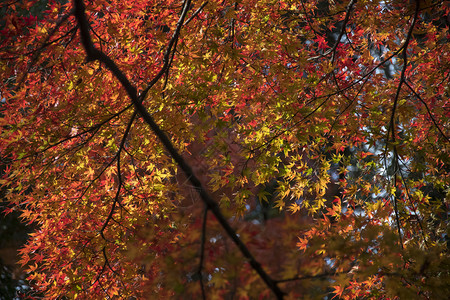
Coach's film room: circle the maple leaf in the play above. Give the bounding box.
[331,285,345,299]
[314,35,329,51]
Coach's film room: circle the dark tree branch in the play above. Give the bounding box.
[326,70,372,138]
[392,149,404,250]
[91,246,108,291]
[198,207,208,300]
[77,153,117,203]
[17,8,75,88]
[139,0,196,102]
[308,0,356,61]
[72,0,284,298]
[0,26,79,60]
[275,269,351,283]
[249,95,332,152]
[7,104,133,163]
[387,0,419,146]
[404,80,449,142]
[184,2,209,26]
[385,0,419,250]
[246,39,411,153]
[99,112,136,239]
[396,158,428,248]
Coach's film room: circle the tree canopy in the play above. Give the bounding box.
[0,0,449,299]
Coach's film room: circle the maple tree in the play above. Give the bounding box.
[0,0,449,298]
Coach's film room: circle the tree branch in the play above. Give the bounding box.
[385,0,419,250]
[308,0,356,61]
[198,207,208,300]
[99,112,136,239]
[72,0,284,298]
[16,8,75,86]
[404,80,449,142]
[184,2,208,26]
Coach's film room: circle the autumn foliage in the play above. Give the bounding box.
[0,0,449,298]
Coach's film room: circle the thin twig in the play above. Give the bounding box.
[99,112,136,238]
[184,2,209,26]
[384,0,419,249]
[275,269,351,283]
[392,148,404,250]
[404,80,449,142]
[396,158,428,248]
[308,0,356,61]
[17,8,75,88]
[139,0,194,101]
[198,207,208,300]
[7,104,133,162]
